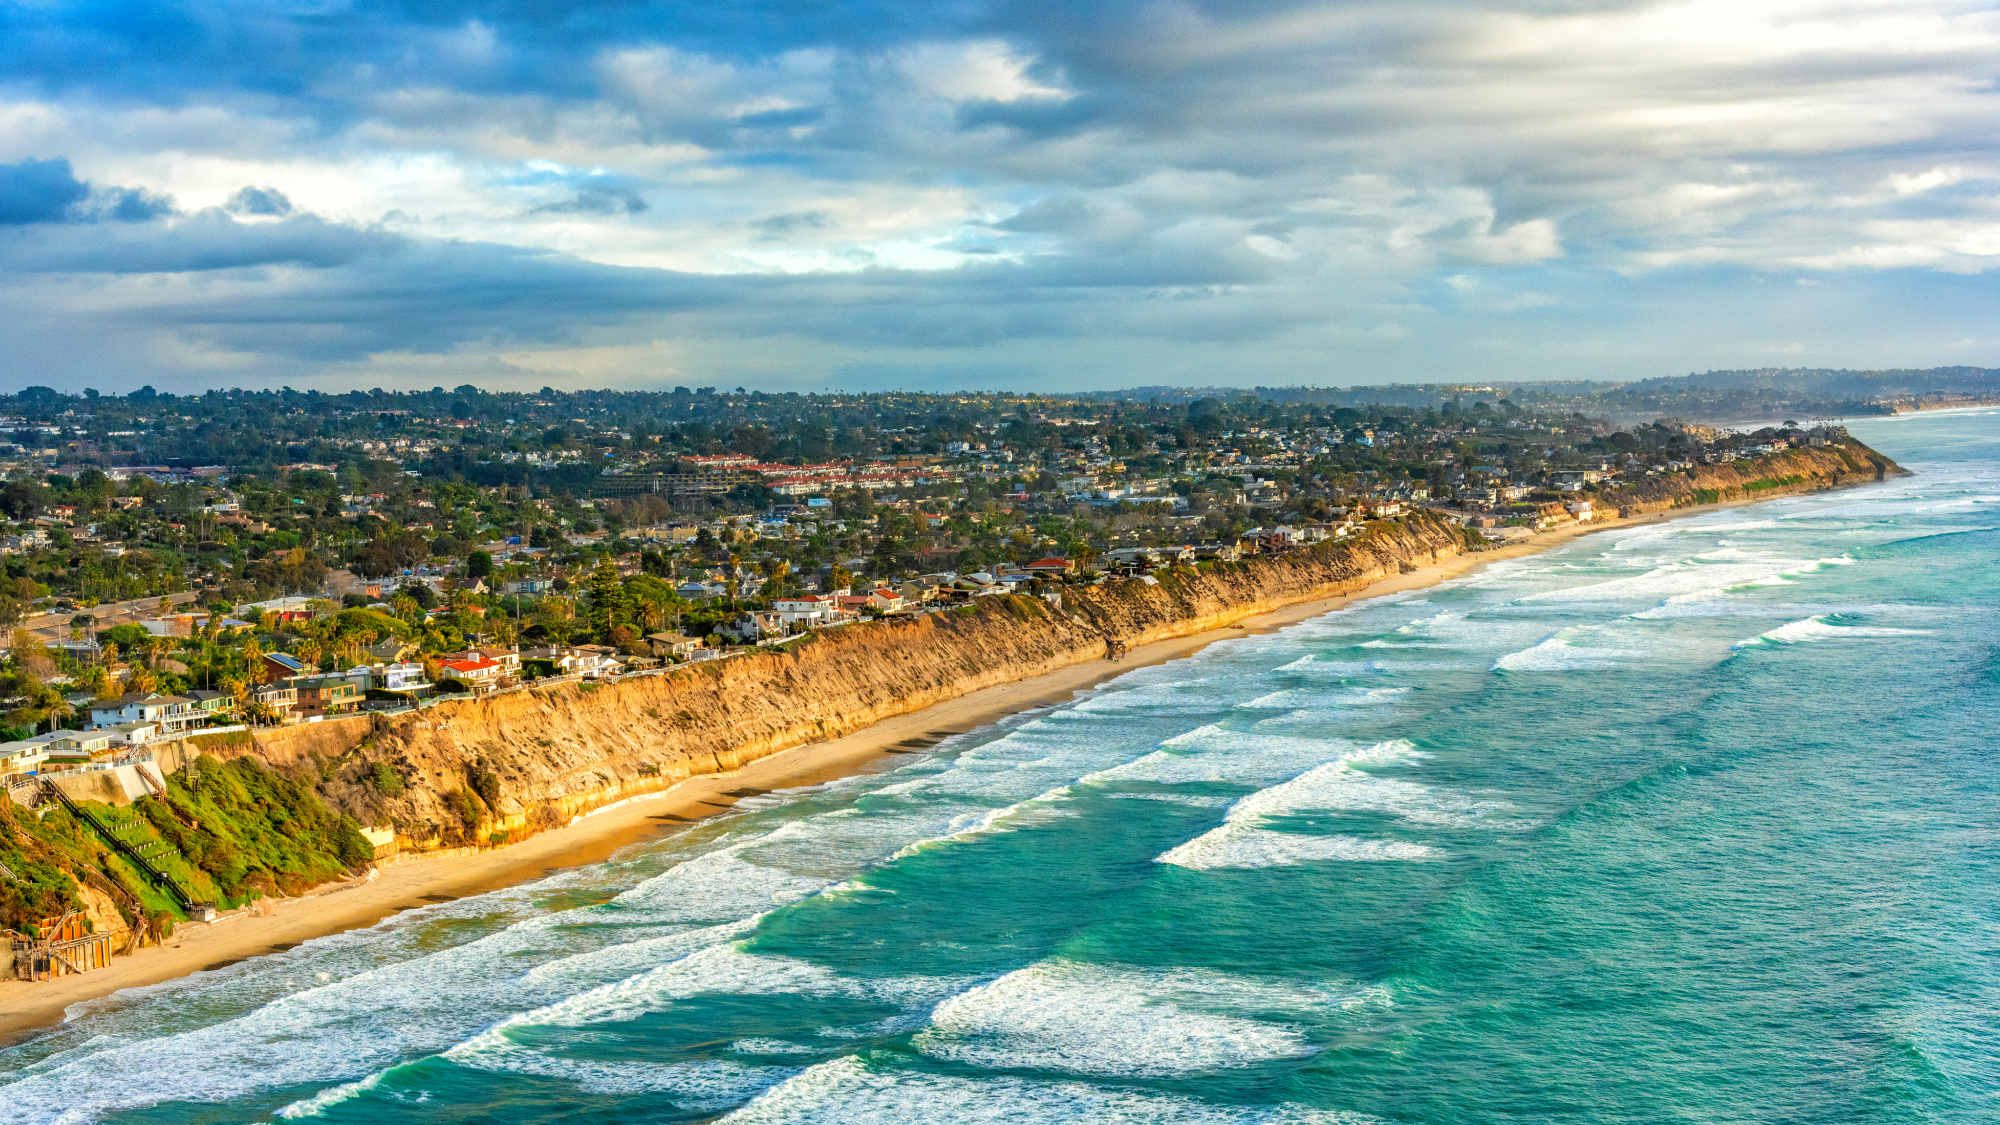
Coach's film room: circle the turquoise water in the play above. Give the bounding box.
[5,410,1998,1125]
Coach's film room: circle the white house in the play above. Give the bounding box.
[773,594,837,627]
[90,691,205,734]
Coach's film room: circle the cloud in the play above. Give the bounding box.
[1,0,1999,391]
[226,186,293,216]
[532,185,650,215]
[0,158,90,224]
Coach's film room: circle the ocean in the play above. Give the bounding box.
[4,409,1996,1125]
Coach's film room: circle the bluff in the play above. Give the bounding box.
[221,513,1475,852]
[1596,438,1899,516]
[197,440,1899,859]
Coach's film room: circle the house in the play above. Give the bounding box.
[345,662,431,695]
[1566,500,1595,522]
[137,614,200,638]
[519,644,620,679]
[89,691,206,734]
[1102,547,1163,569]
[44,730,118,765]
[571,644,624,678]
[773,594,837,627]
[293,675,364,716]
[715,611,787,643]
[249,682,297,721]
[184,689,238,726]
[0,734,64,780]
[835,588,903,614]
[676,580,727,602]
[104,721,159,747]
[238,595,319,623]
[439,647,520,677]
[437,656,504,693]
[894,579,941,604]
[1024,556,1074,576]
[646,632,705,659]
[261,652,311,682]
[368,636,421,662]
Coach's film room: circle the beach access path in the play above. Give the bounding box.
[0,497,1788,1043]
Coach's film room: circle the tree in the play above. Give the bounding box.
[586,556,627,641]
[467,550,493,582]
[535,596,575,647]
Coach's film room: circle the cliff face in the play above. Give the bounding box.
[216,441,1891,858]
[263,514,1473,851]
[1598,439,1899,515]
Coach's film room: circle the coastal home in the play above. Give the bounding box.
[646,632,705,660]
[103,721,159,747]
[437,656,504,693]
[439,647,521,678]
[835,588,904,614]
[773,594,837,627]
[572,644,624,678]
[44,730,119,766]
[1024,556,1074,577]
[519,644,620,679]
[716,611,787,643]
[0,734,63,780]
[250,682,298,721]
[89,691,206,735]
[293,675,364,716]
[344,662,432,695]
[261,652,311,682]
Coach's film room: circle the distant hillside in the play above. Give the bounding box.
[1228,366,2000,422]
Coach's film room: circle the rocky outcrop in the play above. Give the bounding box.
[294,514,1475,852]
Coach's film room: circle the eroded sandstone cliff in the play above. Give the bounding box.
[210,442,1897,858]
[1597,438,1899,516]
[249,514,1474,851]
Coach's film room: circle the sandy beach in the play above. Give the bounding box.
[0,500,1755,1043]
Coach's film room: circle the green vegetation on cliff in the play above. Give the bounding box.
[0,755,372,932]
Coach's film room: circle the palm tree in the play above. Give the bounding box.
[44,693,75,733]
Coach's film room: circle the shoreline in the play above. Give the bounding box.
[0,489,1829,1044]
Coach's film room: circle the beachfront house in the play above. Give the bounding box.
[0,735,61,780]
[646,632,705,659]
[437,656,504,693]
[250,682,298,721]
[773,594,837,627]
[716,611,787,643]
[293,675,365,717]
[88,691,216,735]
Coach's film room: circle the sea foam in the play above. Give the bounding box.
[716,1056,1383,1125]
[913,960,1323,1076]
[1736,616,1933,648]
[1155,740,1502,870]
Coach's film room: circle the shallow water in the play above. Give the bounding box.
[6,409,1998,1124]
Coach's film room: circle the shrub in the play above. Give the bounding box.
[366,761,404,796]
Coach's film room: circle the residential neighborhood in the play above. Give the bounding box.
[0,381,1859,791]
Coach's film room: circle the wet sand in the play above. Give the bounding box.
[0,499,1769,1043]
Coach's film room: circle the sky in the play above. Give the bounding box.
[2,0,1998,395]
